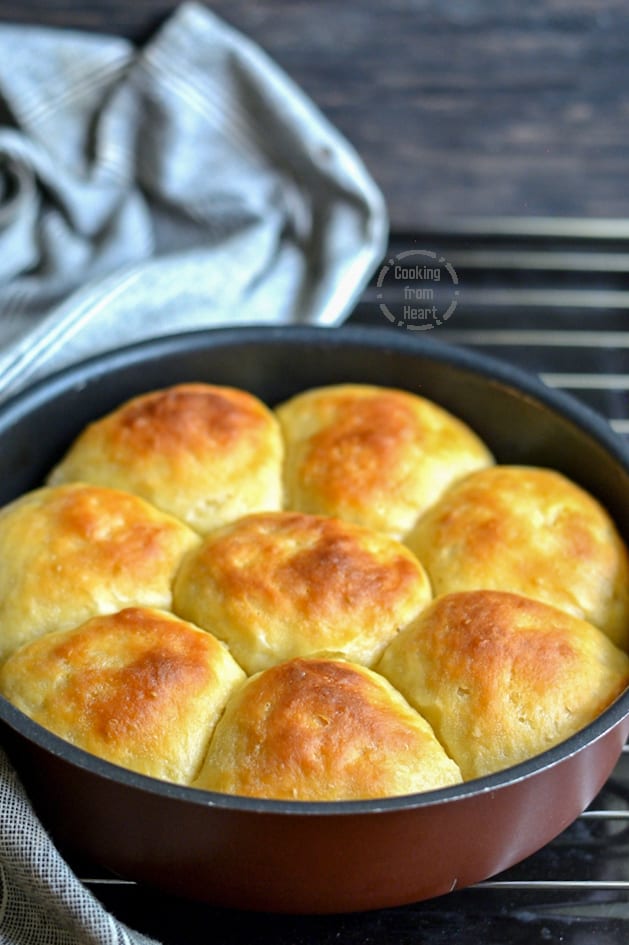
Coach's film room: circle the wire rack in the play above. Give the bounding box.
[79,229,629,944]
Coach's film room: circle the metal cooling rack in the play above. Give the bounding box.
[79,230,629,944]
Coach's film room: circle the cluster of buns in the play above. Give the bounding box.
[1,381,628,802]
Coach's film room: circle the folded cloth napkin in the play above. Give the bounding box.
[0,750,158,944]
[0,4,387,943]
[0,0,388,403]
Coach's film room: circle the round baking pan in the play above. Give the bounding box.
[1,324,628,914]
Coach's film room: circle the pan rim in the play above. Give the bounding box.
[1,322,628,818]
[0,322,627,467]
[1,684,629,816]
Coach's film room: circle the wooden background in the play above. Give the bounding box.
[0,0,628,232]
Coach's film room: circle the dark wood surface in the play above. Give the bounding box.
[1,0,628,231]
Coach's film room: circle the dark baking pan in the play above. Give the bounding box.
[1,324,628,914]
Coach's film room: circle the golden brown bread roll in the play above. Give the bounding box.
[194,656,462,800]
[0,607,246,784]
[375,590,629,780]
[275,383,493,539]
[47,383,284,533]
[0,483,199,661]
[404,465,629,649]
[172,510,433,674]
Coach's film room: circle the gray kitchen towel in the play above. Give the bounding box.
[0,1,388,403]
[0,4,388,943]
[0,749,158,945]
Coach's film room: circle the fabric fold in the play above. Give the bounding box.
[0,1,388,403]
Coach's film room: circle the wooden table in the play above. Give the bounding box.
[1,0,629,232]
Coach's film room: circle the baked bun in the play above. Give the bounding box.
[47,383,284,533]
[275,383,493,539]
[172,510,432,674]
[404,465,629,649]
[376,590,629,780]
[194,656,462,800]
[0,483,199,661]
[0,607,246,784]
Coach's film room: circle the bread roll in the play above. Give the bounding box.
[194,656,462,800]
[172,510,432,674]
[47,383,284,533]
[405,465,629,649]
[0,483,199,661]
[275,383,493,539]
[0,607,246,784]
[376,590,629,780]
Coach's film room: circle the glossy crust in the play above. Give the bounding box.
[0,483,199,661]
[275,383,493,539]
[376,590,629,780]
[194,656,462,800]
[405,465,629,649]
[172,510,433,674]
[47,383,284,533]
[0,607,246,784]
